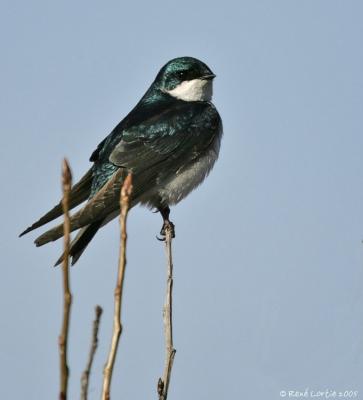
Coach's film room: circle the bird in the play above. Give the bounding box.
[20,56,223,266]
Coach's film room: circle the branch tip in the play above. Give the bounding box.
[62,158,72,189]
[81,305,103,400]
[121,173,133,205]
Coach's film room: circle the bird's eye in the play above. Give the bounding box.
[177,71,186,79]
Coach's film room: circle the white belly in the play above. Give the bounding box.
[157,140,220,205]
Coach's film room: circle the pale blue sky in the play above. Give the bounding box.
[1,1,363,399]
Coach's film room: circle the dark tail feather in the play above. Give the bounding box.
[34,169,124,247]
[54,219,104,266]
[19,168,94,237]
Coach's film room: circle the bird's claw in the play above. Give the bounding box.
[156,220,175,241]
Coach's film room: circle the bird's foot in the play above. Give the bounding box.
[157,220,175,241]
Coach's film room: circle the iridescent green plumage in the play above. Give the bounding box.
[20,57,222,265]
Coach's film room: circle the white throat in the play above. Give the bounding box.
[166,79,213,102]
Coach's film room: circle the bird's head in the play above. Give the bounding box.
[154,57,216,102]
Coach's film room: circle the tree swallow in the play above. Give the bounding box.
[20,57,223,265]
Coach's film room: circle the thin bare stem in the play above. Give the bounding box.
[59,158,73,400]
[157,226,176,400]
[80,305,103,400]
[101,174,133,400]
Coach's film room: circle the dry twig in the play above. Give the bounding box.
[59,159,73,400]
[157,226,176,400]
[101,174,133,400]
[81,305,103,400]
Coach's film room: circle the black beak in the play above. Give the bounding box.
[201,73,216,80]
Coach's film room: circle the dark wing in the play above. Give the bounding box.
[33,100,221,247]
[34,168,126,246]
[109,101,221,173]
[19,168,94,237]
[108,100,222,201]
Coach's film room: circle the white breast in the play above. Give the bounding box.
[157,136,221,205]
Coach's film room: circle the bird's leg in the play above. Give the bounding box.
[157,206,175,240]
